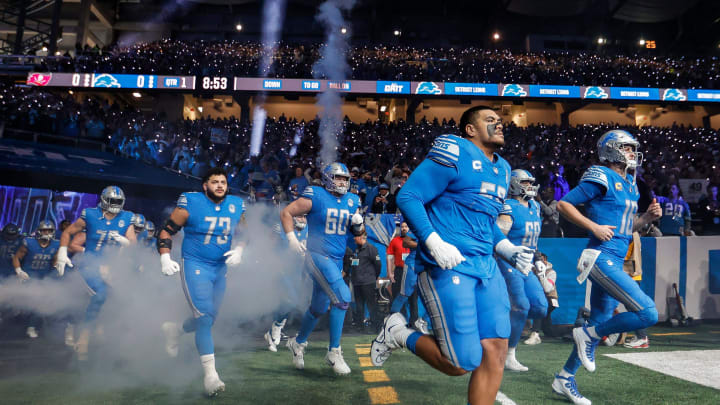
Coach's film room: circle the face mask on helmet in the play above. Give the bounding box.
[100,186,125,214]
[132,214,146,233]
[145,221,156,236]
[509,170,538,200]
[36,221,55,242]
[293,217,307,230]
[322,163,351,195]
[1,224,20,241]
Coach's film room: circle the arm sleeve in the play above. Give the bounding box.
[396,159,458,243]
[561,181,605,206]
[176,193,189,210]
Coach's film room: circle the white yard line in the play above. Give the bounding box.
[604,349,720,390]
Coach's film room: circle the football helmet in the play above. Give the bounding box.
[1,224,20,241]
[131,213,146,233]
[509,169,538,200]
[322,163,351,195]
[597,130,643,170]
[100,186,126,214]
[36,220,56,241]
[145,221,156,236]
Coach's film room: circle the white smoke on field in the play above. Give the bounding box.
[314,0,356,166]
[0,202,310,392]
[250,0,288,157]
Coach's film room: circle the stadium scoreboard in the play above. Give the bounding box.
[27,72,196,90]
[25,72,720,103]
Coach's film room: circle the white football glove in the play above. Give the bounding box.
[15,267,30,282]
[351,212,364,225]
[55,246,73,277]
[495,239,534,275]
[108,231,130,247]
[425,232,466,270]
[223,245,244,265]
[160,253,180,276]
[286,231,306,255]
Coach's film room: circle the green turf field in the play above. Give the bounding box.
[1,324,719,405]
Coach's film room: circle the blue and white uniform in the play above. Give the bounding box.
[79,206,134,323]
[560,165,658,375]
[177,192,245,356]
[498,199,547,348]
[21,237,60,279]
[294,185,360,349]
[397,134,512,371]
[656,196,691,236]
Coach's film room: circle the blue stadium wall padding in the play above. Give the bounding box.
[709,250,720,295]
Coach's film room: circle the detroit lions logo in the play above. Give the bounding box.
[93,74,121,88]
[501,84,527,97]
[348,199,354,207]
[415,82,442,95]
[118,220,125,228]
[584,86,609,99]
[663,88,687,101]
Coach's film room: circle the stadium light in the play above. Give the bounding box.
[42,46,48,52]
[236,24,243,31]
[639,39,646,46]
[597,37,605,45]
[132,92,142,98]
[380,105,387,112]
[393,29,401,36]
[341,27,347,34]
[493,32,501,41]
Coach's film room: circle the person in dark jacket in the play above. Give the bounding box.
[343,231,382,330]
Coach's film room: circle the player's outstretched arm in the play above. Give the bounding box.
[57,218,85,275]
[281,197,312,254]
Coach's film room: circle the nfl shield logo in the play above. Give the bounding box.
[118,220,125,228]
[229,204,236,213]
[607,260,613,266]
[348,199,354,207]
[452,276,460,285]
[493,167,499,174]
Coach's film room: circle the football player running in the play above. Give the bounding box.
[551,130,661,405]
[280,163,363,376]
[496,170,548,371]
[157,167,246,396]
[12,220,60,338]
[372,106,534,405]
[264,215,308,352]
[57,186,136,360]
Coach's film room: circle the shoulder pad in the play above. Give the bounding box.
[580,166,609,190]
[427,135,460,167]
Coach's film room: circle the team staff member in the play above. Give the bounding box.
[344,231,382,330]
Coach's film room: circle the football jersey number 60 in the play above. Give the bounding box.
[325,208,350,235]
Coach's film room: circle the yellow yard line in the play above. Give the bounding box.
[367,386,400,404]
[363,369,391,383]
[651,332,695,336]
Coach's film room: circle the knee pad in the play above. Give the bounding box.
[333,302,350,310]
[637,306,658,328]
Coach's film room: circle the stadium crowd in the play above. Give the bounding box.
[2,84,720,234]
[28,40,720,89]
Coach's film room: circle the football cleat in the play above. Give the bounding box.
[287,336,307,370]
[552,374,591,405]
[371,312,408,367]
[270,319,286,346]
[203,372,226,397]
[264,331,277,352]
[524,331,542,345]
[414,318,430,335]
[26,327,38,339]
[623,336,649,349]
[161,322,180,358]
[602,333,620,347]
[573,325,599,372]
[325,347,351,375]
[504,352,529,372]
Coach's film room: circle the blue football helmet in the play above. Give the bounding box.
[100,186,126,214]
[322,162,351,195]
[145,221,155,236]
[131,213,146,232]
[509,169,538,200]
[36,220,56,241]
[597,130,642,170]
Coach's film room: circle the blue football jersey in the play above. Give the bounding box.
[81,207,135,256]
[301,186,361,261]
[578,165,640,257]
[405,230,417,268]
[656,196,691,235]
[502,199,542,250]
[22,237,60,275]
[178,192,246,265]
[0,238,23,275]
